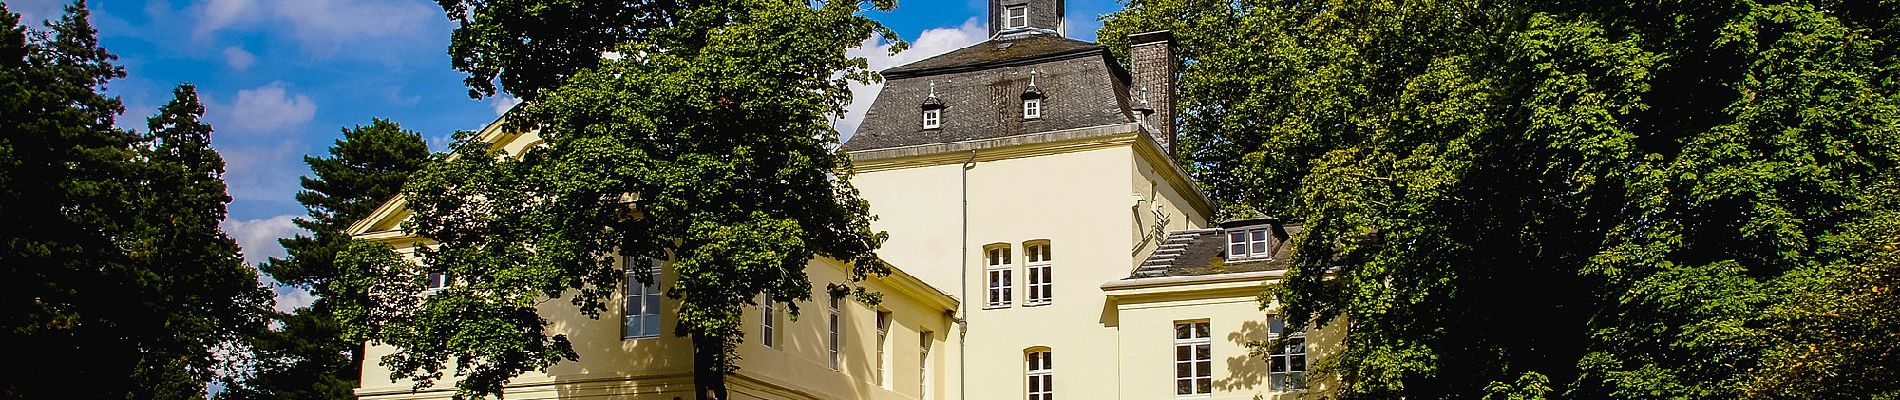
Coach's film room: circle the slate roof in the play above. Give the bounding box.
[843,32,1137,152]
[1129,222,1304,279]
[882,34,1104,78]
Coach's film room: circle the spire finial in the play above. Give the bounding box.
[1029,70,1039,87]
[928,81,938,98]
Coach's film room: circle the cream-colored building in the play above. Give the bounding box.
[348,1,1333,399]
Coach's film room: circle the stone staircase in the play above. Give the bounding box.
[1131,229,1217,278]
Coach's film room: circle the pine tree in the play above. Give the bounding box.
[133,83,273,399]
[1,3,269,398]
[228,119,429,400]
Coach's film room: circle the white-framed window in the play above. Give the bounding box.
[1023,98,1042,119]
[920,331,934,398]
[877,310,893,388]
[986,245,1013,308]
[1174,321,1212,396]
[828,294,843,370]
[623,257,663,339]
[923,108,941,129]
[1226,227,1272,261]
[1024,242,1052,305]
[1269,317,1307,391]
[424,271,450,291]
[1026,349,1053,400]
[1005,5,1029,29]
[760,295,777,347]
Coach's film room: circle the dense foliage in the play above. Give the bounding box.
[333,0,898,398]
[1102,0,1899,398]
[224,119,430,400]
[0,2,270,398]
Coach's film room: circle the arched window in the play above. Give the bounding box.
[1026,349,1053,400]
[986,244,1013,308]
[1024,241,1052,305]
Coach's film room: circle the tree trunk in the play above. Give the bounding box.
[692,333,729,400]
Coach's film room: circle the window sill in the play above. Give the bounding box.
[622,335,658,341]
[983,304,1012,310]
[1024,301,1052,307]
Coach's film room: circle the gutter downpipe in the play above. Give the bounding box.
[959,149,976,400]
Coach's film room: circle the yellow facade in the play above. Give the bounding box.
[347,113,1331,399]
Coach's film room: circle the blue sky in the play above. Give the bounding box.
[8,0,1125,308]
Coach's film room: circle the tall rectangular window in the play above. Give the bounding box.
[1005,5,1029,29]
[877,311,892,388]
[986,246,1013,308]
[1269,317,1307,391]
[923,108,941,129]
[623,257,663,339]
[1026,350,1053,400]
[1226,228,1272,261]
[920,331,933,399]
[1174,321,1212,396]
[761,295,776,347]
[828,295,843,370]
[1025,243,1052,305]
[424,271,450,291]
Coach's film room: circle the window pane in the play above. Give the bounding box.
[1270,374,1285,391]
[1175,324,1190,339]
[1289,372,1306,389]
[1195,322,1210,338]
[643,315,659,335]
[1197,378,1211,393]
[1196,345,1210,360]
[1177,380,1191,395]
[1175,345,1190,360]
[1176,362,1191,378]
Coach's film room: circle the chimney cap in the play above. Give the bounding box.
[1129,30,1174,45]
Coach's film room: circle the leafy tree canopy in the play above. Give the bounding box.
[335,0,898,398]
[1102,0,1900,398]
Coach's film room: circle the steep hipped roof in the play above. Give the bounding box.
[1128,223,1304,279]
[844,33,1136,152]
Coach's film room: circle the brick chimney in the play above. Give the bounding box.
[1129,31,1175,156]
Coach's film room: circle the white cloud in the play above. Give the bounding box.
[489,94,522,117]
[272,286,315,313]
[222,214,304,266]
[834,19,986,140]
[7,0,68,25]
[191,0,437,57]
[219,142,305,202]
[210,81,317,133]
[193,0,260,38]
[222,46,256,70]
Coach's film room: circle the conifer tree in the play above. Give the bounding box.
[0,3,268,397]
[227,119,428,400]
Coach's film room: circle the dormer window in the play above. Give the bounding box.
[1226,227,1272,261]
[922,82,945,130]
[1005,5,1028,29]
[1022,70,1044,120]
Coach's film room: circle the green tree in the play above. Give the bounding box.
[134,83,275,399]
[333,0,896,399]
[1101,0,1900,398]
[226,119,430,400]
[0,2,269,397]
